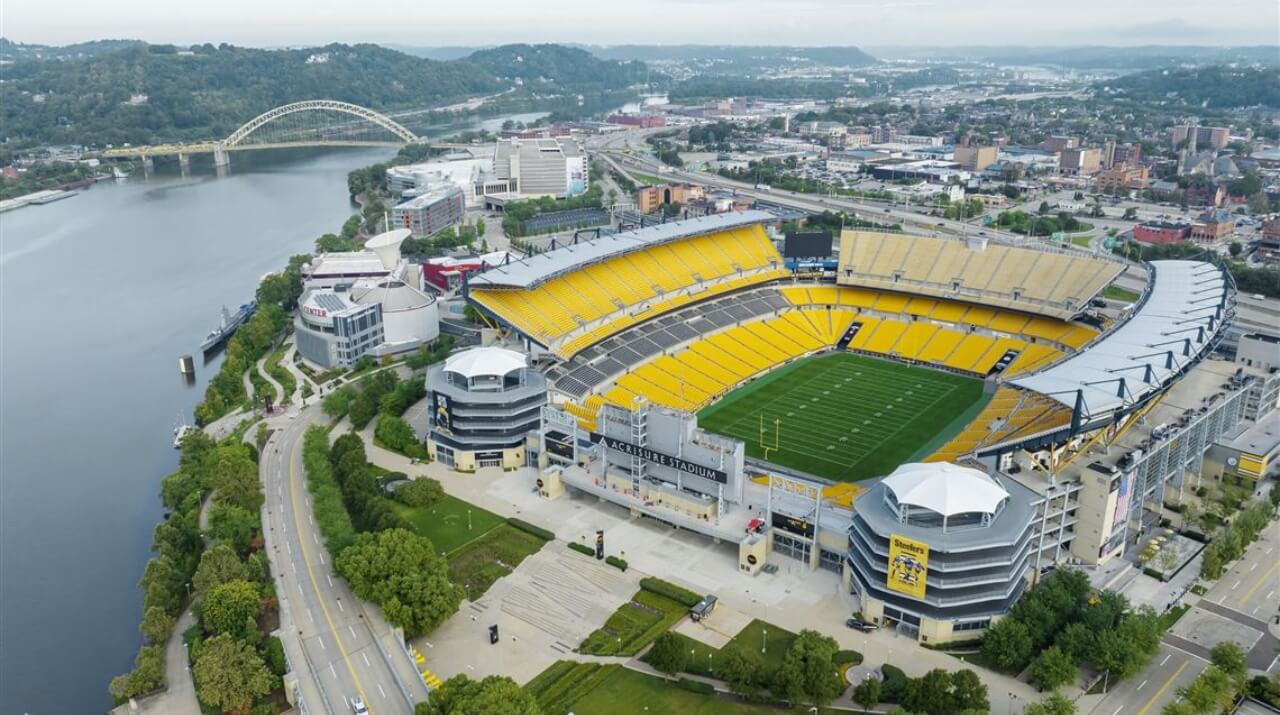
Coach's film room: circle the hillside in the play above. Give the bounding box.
[0,42,650,148]
[1096,65,1280,109]
[0,37,146,60]
[465,44,650,91]
[864,45,1280,69]
[588,44,877,74]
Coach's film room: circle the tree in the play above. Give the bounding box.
[1025,694,1078,715]
[416,674,540,715]
[1123,207,1139,220]
[207,503,259,554]
[200,580,262,638]
[950,669,989,712]
[140,555,187,617]
[395,478,445,508]
[981,617,1033,671]
[1209,641,1247,681]
[720,647,763,701]
[1054,622,1094,664]
[109,645,166,701]
[776,629,841,707]
[375,414,417,453]
[193,543,249,597]
[210,447,264,513]
[902,668,951,714]
[322,386,355,419]
[853,677,882,712]
[1038,201,1052,215]
[1228,241,1243,258]
[1031,647,1078,691]
[334,528,464,637]
[646,632,685,676]
[140,605,176,645]
[193,633,276,715]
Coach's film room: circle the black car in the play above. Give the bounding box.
[845,618,878,632]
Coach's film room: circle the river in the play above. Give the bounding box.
[0,146,396,714]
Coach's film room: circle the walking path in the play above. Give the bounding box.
[110,610,201,715]
[256,354,283,406]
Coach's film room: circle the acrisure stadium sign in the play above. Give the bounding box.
[593,434,728,484]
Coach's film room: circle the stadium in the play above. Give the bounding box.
[460,209,1250,642]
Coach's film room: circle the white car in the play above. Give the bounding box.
[352,696,369,714]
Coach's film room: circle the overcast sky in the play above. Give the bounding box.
[5,0,1278,47]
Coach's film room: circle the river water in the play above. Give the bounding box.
[0,147,395,714]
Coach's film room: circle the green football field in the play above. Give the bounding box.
[697,352,989,482]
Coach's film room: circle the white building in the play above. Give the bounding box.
[493,137,589,198]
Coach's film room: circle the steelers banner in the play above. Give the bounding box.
[886,534,929,599]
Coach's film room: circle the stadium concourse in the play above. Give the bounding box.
[459,210,1248,643]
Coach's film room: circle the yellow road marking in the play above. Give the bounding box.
[287,423,372,710]
[1238,560,1280,607]
[1136,660,1189,715]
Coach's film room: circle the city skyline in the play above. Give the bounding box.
[5,0,1278,48]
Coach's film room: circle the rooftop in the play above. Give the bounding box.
[443,346,528,380]
[1218,410,1280,456]
[1009,260,1230,421]
[882,462,1009,518]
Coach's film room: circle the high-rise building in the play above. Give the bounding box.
[493,137,589,198]
[391,184,465,237]
[1057,147,1102,176]
[953,145,999,171]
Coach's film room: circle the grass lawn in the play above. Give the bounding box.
[578,590,689,656]
[698,353,985,482]
[1101,284,1141,303]
[555,665,817,715]
[723,619,797,673]
[630,172,666,186]
[265,345,296,402]
[1070,235,1092,247]
[447,523,548,600]
[391,494,504,554]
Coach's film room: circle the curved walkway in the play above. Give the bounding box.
[255,354,284,406]
[109,610,200,715]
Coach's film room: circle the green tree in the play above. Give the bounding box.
[348,390,378,430]
[1228,241,1243,258]
[395,477,445,508]
[108,645,166,702]
[1054,622,1094,664]
[200,580,262,638]
[1025,694,1078,715]
[193,543,249,597]
[950,669,989,712]
[375,414,417,453]
[207,503,259,554]
[1031,647,1078,691]
[193,633,276,715]
[981,617,1033,671]
[1209,641,1248,681]
[776,629,841,708]
[322,385,355,419]
[853,677,882,712]
[210,447,264,513]
[415,674,540,715]
[140,555,187,617]
[720,647,763,701]
[334,528,464,637]
[646,632,685,676]
[140,605,176,645]
[902,668,951,714]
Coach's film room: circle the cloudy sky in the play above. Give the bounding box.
[5,0,1278,47]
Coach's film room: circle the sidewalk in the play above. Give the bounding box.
[111,610,200,715]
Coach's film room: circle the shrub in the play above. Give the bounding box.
[880,663,908,702]
[639,577,701,607]
[507,518,554,541]
[568,542,594,557]
[395,477,444,508]
[605,555,628,572]
[265,636,287,676]
[834,649,863,666]
[676,677,715,695]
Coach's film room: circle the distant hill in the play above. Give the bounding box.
[1096,65,1280,109]
[0,37,146,60]
[586,45,877,74]
[0,42,650,148]
[465,44,650,90]
[865,45,1279,69]
[386,45,486,61]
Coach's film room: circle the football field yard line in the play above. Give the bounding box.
[698,352,983,482]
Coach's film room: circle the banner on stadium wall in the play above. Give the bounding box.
[886,533,929,599]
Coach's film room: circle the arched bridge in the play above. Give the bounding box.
[101,100,419,162]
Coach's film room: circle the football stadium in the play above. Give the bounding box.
[456,208,1265,642]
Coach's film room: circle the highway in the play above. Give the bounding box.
[262,405,429,715]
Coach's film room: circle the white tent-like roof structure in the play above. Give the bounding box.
[882,463,1008,517]
[443,347,527,380]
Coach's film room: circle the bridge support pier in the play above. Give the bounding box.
[212,145,230,169]
[178,153,190,176]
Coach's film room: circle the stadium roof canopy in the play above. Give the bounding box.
[1010,260,1229,421]
[468,210,776,290]
[882,462,1009,517]
[443,346,527,379]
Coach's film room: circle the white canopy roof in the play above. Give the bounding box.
[1010,260,1229,421]
[443,347,527,379]
[882,462,1008,517]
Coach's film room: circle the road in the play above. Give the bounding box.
[262,404,429,715]
[1089,518,1280,715]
